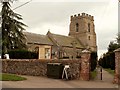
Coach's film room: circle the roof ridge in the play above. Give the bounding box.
[50,32,75,38]
[24,31,46,36]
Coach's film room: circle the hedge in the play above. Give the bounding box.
[90,52,97,71]
[98,52,115,70]
[8,50,38,59]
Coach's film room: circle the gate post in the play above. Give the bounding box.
[80,49,91,81]
[114,48,120,84]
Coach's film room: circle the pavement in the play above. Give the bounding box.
[1,69,119,88]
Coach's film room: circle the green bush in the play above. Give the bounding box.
[8,50,38,59]
[90,52,97,71]
[90,70,97,80]
[98,52,115,70]
[109,52,115,70]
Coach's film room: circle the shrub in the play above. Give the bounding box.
[90,52,97,71]
[109,52,115,70]
[98,52,115,70]
[8,50,38,59]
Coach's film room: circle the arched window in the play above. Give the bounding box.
[88,23,90,32]
[76,23,79,32]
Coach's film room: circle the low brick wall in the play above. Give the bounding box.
[1,59,81,79]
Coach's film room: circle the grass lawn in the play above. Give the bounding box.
[0,73,27,81]
[105,68,115,76]
[90,70,97,80]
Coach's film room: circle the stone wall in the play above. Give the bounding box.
[1,59,81,79]
[114,48,120,84]
[69,13,97,52]
[1,50,91,80]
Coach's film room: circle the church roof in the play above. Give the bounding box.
[47,31,84,49]
[24,32,53,45]
[24,31,84,49]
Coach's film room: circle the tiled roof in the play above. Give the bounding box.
[24,32,53,45]
[24,31,84,49]
[48,32,84,48]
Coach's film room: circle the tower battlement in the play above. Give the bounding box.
[71,13,94,21]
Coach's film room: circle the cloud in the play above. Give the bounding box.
[27,23,69,35]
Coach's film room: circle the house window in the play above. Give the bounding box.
[45,48,50,59]
[34,47,39,53]
[76,23,79,32]
[88,23,90,32]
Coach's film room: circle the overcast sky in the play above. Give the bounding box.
[1,0,118,58]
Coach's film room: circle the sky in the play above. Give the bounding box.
[0,0,118,58]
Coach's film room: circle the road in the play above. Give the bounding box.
[1,69,119,88]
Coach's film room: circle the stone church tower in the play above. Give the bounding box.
[69,13,97,52]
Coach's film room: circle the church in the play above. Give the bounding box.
[24,13,97,59]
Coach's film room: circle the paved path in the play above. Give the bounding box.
[1,69,119,88]
[95,68,114,83]
[102,69,114,83]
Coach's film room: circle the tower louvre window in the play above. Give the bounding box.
[88,36,90,40]
[88,23,90,32]
[76,23,79,32]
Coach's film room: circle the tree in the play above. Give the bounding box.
[117,32,120,45]
[99,35,120,70]
[108,41,120,52]
[98,52,115,70]
[90,52,97,71]
[1,1,27,54]
[0,27,2,55]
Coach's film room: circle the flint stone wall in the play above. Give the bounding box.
[114,48,120,84]
[1,50,91,80]
[1,59,81,79]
